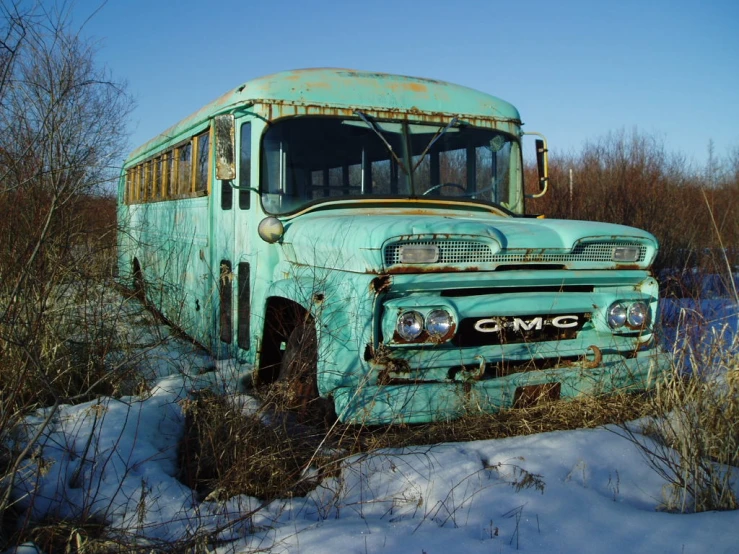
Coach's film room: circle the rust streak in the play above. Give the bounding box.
[253,100,521,128]
[386,265,481,274]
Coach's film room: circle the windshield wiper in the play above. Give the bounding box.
[353,110,409,176]
[411,117,459,173]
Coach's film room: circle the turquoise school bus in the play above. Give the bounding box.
[117,68,669,424]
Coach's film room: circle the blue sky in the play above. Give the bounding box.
[76,0,738,167]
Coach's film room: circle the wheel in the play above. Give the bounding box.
[422,182,467,196]
[278,320,335,423]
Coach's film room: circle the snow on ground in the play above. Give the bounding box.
[5,291,739,553]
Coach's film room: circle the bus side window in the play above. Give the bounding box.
[165,151,175,198]
[195,131,210,194]
[239,122,251,210]
[178,142,192,195]
[221,178,233,210]
[154,156,163,199]
[221,126,234,210]
[126,169,133,203]
[219,260,233,344]
[136,165,143,201]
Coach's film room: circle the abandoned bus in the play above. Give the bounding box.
[117,68,670,424]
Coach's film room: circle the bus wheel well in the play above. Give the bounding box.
[258,297,309,385]
[132,258,145,301]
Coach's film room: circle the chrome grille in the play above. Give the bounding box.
[384,241,647,266]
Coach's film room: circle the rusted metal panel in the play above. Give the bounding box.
[127,68,522,164]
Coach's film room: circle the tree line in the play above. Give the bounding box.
[527,130,738,273]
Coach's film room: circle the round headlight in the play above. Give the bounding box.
[425,309,453,340]
[607,302,627,329]
[627,301,650,328]
[397,311,424,341]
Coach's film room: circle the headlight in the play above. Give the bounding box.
[627,301,650,328]
[607,302,627,329]
[425,309,453,339]
[608,300,651,330]
[397,311,424,340]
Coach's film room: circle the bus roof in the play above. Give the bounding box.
[128,68,521,162]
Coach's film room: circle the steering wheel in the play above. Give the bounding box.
[422,183,467,196]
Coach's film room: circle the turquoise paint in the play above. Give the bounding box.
[333,348,668,425]
[117,69,671,424]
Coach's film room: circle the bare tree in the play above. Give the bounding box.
[0,1,133,542]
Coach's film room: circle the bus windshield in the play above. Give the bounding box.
[260,116,522,215]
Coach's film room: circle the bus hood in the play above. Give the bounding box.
[280,212,658,273]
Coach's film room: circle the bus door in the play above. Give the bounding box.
[212,115,254,360]
[231,119,254,362]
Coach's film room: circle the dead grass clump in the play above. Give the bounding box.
[12,517,124,554]
[178,391,335,501]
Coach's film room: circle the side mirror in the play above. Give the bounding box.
[524,132,549,199]
[214,114,236,180]
[535,139,548,194]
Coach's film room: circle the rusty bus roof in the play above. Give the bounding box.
[128,68,521,162]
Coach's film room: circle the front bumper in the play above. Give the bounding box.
[332,348,671,424]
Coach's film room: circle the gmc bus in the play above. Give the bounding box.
[118,68,670,424]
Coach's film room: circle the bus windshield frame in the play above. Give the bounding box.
[259,116,523,215]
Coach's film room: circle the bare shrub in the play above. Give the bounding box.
[0,1,133,547]
[0,1,132,409]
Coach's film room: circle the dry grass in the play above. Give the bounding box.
[617,312,739,512]
[178,391,333,501]
[626,381,738,513]
[359,391,657,451]
[20,518,122,554]
[179,386,657,502]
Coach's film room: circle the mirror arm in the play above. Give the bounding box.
[225,181,259,193]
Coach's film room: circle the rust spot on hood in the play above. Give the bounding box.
[370,275,392,293]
